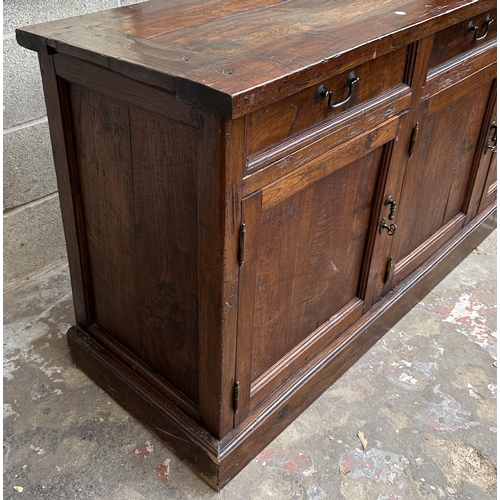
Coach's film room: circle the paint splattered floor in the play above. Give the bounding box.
[3,232,497,499]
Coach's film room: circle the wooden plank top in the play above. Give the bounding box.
[17,0,495,118]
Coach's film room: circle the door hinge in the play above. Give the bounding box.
[238,224,246,266]
[233,381,240,413]
[408,122,419,157]
[384,256,393,285]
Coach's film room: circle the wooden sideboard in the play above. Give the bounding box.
[17,0,497,490]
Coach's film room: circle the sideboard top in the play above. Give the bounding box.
[17,0,494,118]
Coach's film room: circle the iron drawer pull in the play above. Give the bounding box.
[316,71,359,109]
[468,14,494,41]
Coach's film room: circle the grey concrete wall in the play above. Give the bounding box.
[3,0,142,285]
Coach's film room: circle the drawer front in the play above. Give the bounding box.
[245,47,408,158]
[428,9,497,71]
[244,86,411,195]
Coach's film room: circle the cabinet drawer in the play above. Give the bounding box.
[244,85,411,195]
[245,47,408,158]
[428,9,497,71]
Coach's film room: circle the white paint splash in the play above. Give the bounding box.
[39,365,64,379]
[441,293,496,360]
[4,343,64,384]
[4,291,72,380]
[430,340,444,358]
[466,382,481,399]
[487,384,497,398]
[307,484,326,500]
[3,403,18,419]
[340,447,409,484]
[30,445,45,455]
[417,384,479,432]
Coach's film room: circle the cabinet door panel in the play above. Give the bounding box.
[251,150,381,381]
[235,121,398,421]
[479,154,497,212]
[392,81,492,282]
[478,100,497,213]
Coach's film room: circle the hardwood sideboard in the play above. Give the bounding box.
[17,0,497,490]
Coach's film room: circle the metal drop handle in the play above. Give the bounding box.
[468,14,494,41]
[316,71,359,109]
[384,195,397,220]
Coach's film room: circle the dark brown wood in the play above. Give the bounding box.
[378,36,436,297]
[53,53,200,128]
[197,113,242,438]
[427,8,497,71]
[425,40,496,97]
[88,324,200,420]
[358,137,398,309]
[425,60,497,116]
[479,165,497,212]
[465,85,497,222]
[235,118,399,414]
[109,0,295,39]
[66,326,222,490]
[260,117,400,209]
[21,0,497,491]
[234,190,263,425]
[244,48,408,156]
[37,54,90,326]
[476,96,498,214]
[17,0,496,118]
[69,82,203,405]
[388,33,496,286]
[245,84,411,179]
[394,213,466,283]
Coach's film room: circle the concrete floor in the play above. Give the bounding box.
[3,232,497,500]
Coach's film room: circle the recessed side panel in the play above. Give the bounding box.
[68,82,200,405]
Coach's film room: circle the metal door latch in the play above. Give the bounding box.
[485,122,497,154]
[380,218,397,236]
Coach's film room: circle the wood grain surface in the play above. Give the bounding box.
[18,0,496,117]
[69,82,202,404]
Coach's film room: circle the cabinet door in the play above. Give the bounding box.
[234,118,400,422]
[478,142,497,212]
[477,100,497,213]
[390,79,495,285]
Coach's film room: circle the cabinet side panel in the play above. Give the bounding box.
[38,55,90,325]
[69,83,200,404]
[130,107,200,404]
